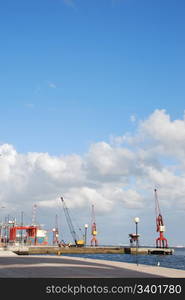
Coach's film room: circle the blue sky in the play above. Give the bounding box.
[1,0,185,155]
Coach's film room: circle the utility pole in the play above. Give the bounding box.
[32,204,37,225]
[53,214,59,245]
[20,211,24,244]
[134,217,140,266]
[84,224,88,246]
[4,216,8,246]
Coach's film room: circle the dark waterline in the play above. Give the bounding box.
[60,248,185,271]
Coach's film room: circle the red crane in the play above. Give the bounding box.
[91,204,98,246]
[154,188,168,248]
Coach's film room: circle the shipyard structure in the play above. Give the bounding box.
[0,219,48,247]
[0,192,174,255]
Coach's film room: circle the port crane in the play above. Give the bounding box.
[60,197,84,247]
[154,188,168,248]
[91,204,98,246]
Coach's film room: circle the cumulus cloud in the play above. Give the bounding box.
[85,142,136,179]
[111,109,185,206]
[0,142,144,215]
[133,110,185,152]
[112,109,185,159]
[139,110,185,160]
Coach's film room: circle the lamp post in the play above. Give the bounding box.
[134,217,140,248]
[134,217,140,265]
[20,211,24,244]
[84,224,88,247]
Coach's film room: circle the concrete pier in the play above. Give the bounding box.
[0,252,184,278]
[7,245,174,255]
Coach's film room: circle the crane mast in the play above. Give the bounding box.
[154,189,168,248]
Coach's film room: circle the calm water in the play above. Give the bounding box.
[62,248,185,271]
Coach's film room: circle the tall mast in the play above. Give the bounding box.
[53,214,59,245]
[32,204,37,225]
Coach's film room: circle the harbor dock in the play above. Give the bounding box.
[10,245,174,255]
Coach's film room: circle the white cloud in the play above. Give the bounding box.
[139,109,185,149]
[0,144,17,181]
[113,109,185,161]
[85,142,136,178]
[1,110,185,213]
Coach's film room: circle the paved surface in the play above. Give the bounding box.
[0,250,18,257]
[0,253,185,278]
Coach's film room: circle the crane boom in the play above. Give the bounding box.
[60,197,84,247]
[61,197,78,245]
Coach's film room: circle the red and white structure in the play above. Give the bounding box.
[90,204,98,247]
[154,188,168,248]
